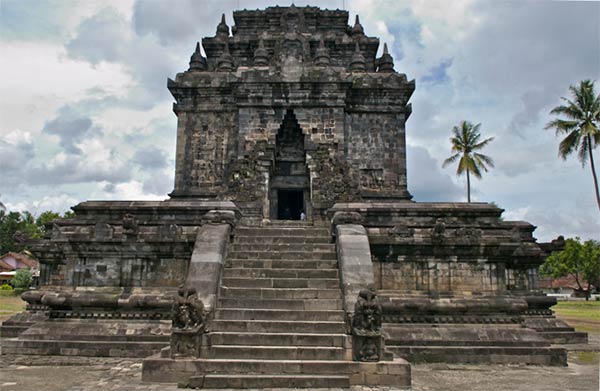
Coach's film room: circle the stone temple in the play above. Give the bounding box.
[1,6,586,389]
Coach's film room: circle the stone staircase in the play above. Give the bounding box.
[143,222,411,388]
[192,224,350,388]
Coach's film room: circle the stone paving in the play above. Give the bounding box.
[1,348,598,391]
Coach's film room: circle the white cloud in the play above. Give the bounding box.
[3,129,33,146]
[5,194,79,215]
[1,0,598,244]
[107,180,166,200]
[0,40,132,140]
[504,205,600,243]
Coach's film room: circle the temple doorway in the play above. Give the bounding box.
[270,110,310,220]
[277,190,304,220]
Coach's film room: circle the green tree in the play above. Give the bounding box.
[0,211,41,254]
[540,237,600,300]
[0,210,73,254]
[11,269,33,290]
[545,80,600,211]
[442,121,495,202]
[35,211,62,236]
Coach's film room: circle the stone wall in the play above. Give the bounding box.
[31,201,239,289]
[346,111,408,199]
[373,258,504,294]
[330,202,550,295]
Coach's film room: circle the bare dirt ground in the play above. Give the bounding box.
[0,348,597,391]
[1,298,598,390]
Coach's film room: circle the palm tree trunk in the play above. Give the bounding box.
[587,135,600,211]
[466,169,471,203]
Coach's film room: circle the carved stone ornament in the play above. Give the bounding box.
[170,286,206,358]
[454,226,482,244]
[352,288,383,362]
[431,218,446,244]
[331,211,364,226]
[201,210,236,228]
[159,223,180,240]
[122,214,138,235]
[95,222,114,240]
[310,147,361,207]
[226,142,269,203]
[388,225,415,238]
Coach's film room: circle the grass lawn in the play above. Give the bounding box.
[0,294,26,323]
[552,300,600,334]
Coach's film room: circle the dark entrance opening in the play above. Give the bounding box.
[277,190,303,220]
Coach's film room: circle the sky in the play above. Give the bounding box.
[0,0,598,242]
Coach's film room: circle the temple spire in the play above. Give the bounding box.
[314,38,330,67]
[349,42,366,72]
[217,42,234,72]
[377,43,394,73]
[254,39,269,66]
[216,13,230,37]
[188,42,207,72]
[351,15,364,37]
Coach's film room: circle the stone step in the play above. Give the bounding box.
[198,373,349,389]
[228,251,337,260]
[210,320,346,334]
[181,358,359,375]
[531,326,575,332]
[217,298,343,310]
[386,339,549,347]
[208,345,348,360]
[0,325,29,338]
[538,331,588,344]
[235,227,329,237]
[235,235,332,244]
[219,286,341,300]
[214,308,344,322]
[1,338,167,358]
[208,332,345,347]
[142,357,412,387]
[221,277,339,289]
[222,267,338,279]
[5,332,170,342]
[230,243,335,252]
[387,345,567,366]
[264,220,325,227]
[226,259,337,269]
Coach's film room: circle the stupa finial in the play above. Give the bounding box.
[352,15,364,37]
[216,13,230,37]
[217,42,234,72]
[378,42,394,73]
[349,41,366,72]
[254,39,269,66]
[314,38,331,67]
[188,42,207,71]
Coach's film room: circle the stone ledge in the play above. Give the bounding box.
[141,356,411,387]
[388,346,567,366]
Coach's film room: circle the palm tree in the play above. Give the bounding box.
[545,80,600,211]
[442,121,494,202]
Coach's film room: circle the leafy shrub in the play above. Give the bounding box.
[0,283,13,291]
[11,269,33,290]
